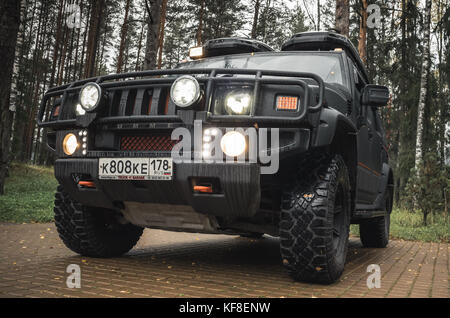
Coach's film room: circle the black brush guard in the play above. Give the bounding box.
[37,68,325,128]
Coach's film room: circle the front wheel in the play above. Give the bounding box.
[280,153,351,284]
[54,185,143,257]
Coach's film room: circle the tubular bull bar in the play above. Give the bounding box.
[37,68,325,128]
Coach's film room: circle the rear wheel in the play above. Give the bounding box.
[359,187,392,248]
[54,185,143,257]
[280,153,351,284]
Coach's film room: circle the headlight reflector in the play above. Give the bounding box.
[79,83,101,111]
[62,133,79,156]
[170,75,200,108]
[220,131,246,157]
[225,90,252,115]
[75,103,86,116]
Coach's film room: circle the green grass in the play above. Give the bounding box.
[0,163,57,223]
[1,163,449,243]
[351,208,449,243]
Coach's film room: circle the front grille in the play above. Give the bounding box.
[120,135,180,151]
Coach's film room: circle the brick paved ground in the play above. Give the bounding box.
[0,223,448,298]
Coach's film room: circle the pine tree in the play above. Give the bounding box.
[144,0,162,70]
[84,0,105,78]
[0,0,21,194]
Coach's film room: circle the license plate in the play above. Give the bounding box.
[98,158,173,180]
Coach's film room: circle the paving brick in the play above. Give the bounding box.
[0,223,448,298]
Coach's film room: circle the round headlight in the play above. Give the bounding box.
[220,131,246,157]
[170,75,200,108]
[62,133,79,156]
[225,90,252,115]
[79,83,101,112]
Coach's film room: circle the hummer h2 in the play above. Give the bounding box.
[38,31,393,284]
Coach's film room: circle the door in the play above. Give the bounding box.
[351,62,381,204]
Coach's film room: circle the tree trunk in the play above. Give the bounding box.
[157,0,168,69]
[335,0,349,37]
[196,0,205,45]
[317,0,320,31]
[8,0,26,159]
[358,0,368,65]
[251,0,260,38]
[84,0,104,78]
[144,0,162,70]
[135,10,147,71]
[116,0,132,74]
[414,0,432,172]
[0,0,21,194]
[79,1,91,78]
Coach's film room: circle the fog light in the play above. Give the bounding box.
[62,133,78,156]
[220,131,246,157]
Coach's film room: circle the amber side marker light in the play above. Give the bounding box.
[78,181,96,188]
[276,96,298,111]
[193,185,213,193]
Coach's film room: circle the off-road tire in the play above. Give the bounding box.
[280,153,351,284]
[54,185,143,257]
[359,187,392,248]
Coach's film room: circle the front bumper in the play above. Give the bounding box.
[55,158,261,218]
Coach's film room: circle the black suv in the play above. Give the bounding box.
[38,31,394,284]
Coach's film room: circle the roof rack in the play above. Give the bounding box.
[281,31,369,82]
[203,37,274,58]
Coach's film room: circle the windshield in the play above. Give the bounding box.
[176,52,347,87]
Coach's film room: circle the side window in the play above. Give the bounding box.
[348,58,365,92]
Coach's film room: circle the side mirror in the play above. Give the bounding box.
[361,84,390,107]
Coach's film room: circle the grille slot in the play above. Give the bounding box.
[120,135,180,151]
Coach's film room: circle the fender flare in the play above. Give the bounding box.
[312,107,357,148]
